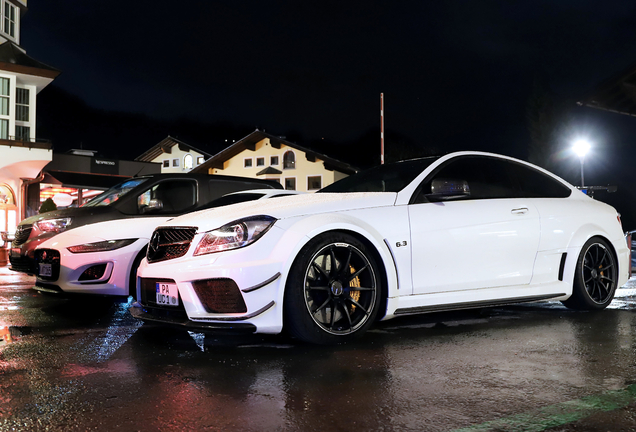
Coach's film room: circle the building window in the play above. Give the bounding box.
[283,151,295,169]
[3,2,16,39]
[244,158,253,168]
[162,160,169,168]
[256,157,265,167]
[270,156,279,166]
[284,178,296,190]
[0,184,15,204]
[173,158,179,167]
[15,125,29,141]
[0,119,7,139]
[0,77,9,116]
[197,156,204,165]
[184,154,193,170]
[307,176,322,190]
[15,88,28,121]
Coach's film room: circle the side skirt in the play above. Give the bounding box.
[393,293,566,316]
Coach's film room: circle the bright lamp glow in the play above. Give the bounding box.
[572,140,591,158]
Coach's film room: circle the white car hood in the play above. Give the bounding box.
[158,192,398,232]
[37,216,172,249]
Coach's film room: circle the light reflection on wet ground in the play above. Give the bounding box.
[1,266,636,431]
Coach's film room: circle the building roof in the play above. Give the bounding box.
[43,170,129,190]
[0,41,60,79]
[577,60,636,117]
[256,166,283,176]
[135,135,213,162]
[191,130,359,175]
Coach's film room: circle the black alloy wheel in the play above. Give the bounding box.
[562,237,618,310]
[284,233,381,344]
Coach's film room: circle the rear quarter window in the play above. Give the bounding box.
[508,163,572,198]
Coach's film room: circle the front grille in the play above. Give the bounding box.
[147,227,197,263]
[34,249,61,281]
[191,278,247,313]
[12,225,32,246]
[9,255,36,274]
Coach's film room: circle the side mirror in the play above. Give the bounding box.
[141,199,163,214]
[427,178,470,201]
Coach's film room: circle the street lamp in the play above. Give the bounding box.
[572,139,591,187]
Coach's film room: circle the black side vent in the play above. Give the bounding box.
[147,227,197,263]
[558,253,568,281]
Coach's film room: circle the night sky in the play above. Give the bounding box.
[18,1,636,224]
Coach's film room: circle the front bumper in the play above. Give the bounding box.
[133,232,289,335]
[129,302,257,334]
[9,253,36,274]
[33,242,144,297]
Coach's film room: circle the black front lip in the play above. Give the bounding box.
[129,303,257,334]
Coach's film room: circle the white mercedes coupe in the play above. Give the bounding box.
[32,190,302,298]
[131,152,630,344]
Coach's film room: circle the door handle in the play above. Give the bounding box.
[511,207,529,215]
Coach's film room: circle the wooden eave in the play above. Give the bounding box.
[578,60,636,117]
[192,130,359,175]
[135,136,212,162]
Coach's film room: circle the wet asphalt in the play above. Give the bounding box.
[1,265,636,432]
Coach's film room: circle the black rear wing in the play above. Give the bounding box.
[576,185,617,198]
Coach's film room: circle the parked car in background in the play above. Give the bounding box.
[33,189,303,299]
[10,174,282,275]
[131,151,630,344]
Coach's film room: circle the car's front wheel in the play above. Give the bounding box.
[284,233,381,344]
[562,237,618,310]
[128,246,147,300]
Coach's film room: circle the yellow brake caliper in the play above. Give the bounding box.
[349,266,360,311]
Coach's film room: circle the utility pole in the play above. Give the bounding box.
[380,93,384,164]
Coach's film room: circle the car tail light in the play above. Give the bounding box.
[191,278,247,313]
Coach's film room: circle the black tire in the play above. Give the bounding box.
[283,232,381,344]
[128,246,147,300]
[562,237,618,310]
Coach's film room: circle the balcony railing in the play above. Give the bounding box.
[0,136,53,150]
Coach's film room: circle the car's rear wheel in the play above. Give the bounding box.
[562,237,618,310]
[284,233,381,344]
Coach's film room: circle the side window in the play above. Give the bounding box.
[137,180,197,214]
[415,156,517,202]
[508,163,572,198]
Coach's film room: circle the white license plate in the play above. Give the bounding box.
[39,263,52,277]
[156,282,179,306]
[10,248,20,258]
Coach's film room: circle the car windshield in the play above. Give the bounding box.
[82,178,149,207]
[319,157,440,193]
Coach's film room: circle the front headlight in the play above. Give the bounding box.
[34,217,73,233]
[67,239,137,253]
[193,216,276,256]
